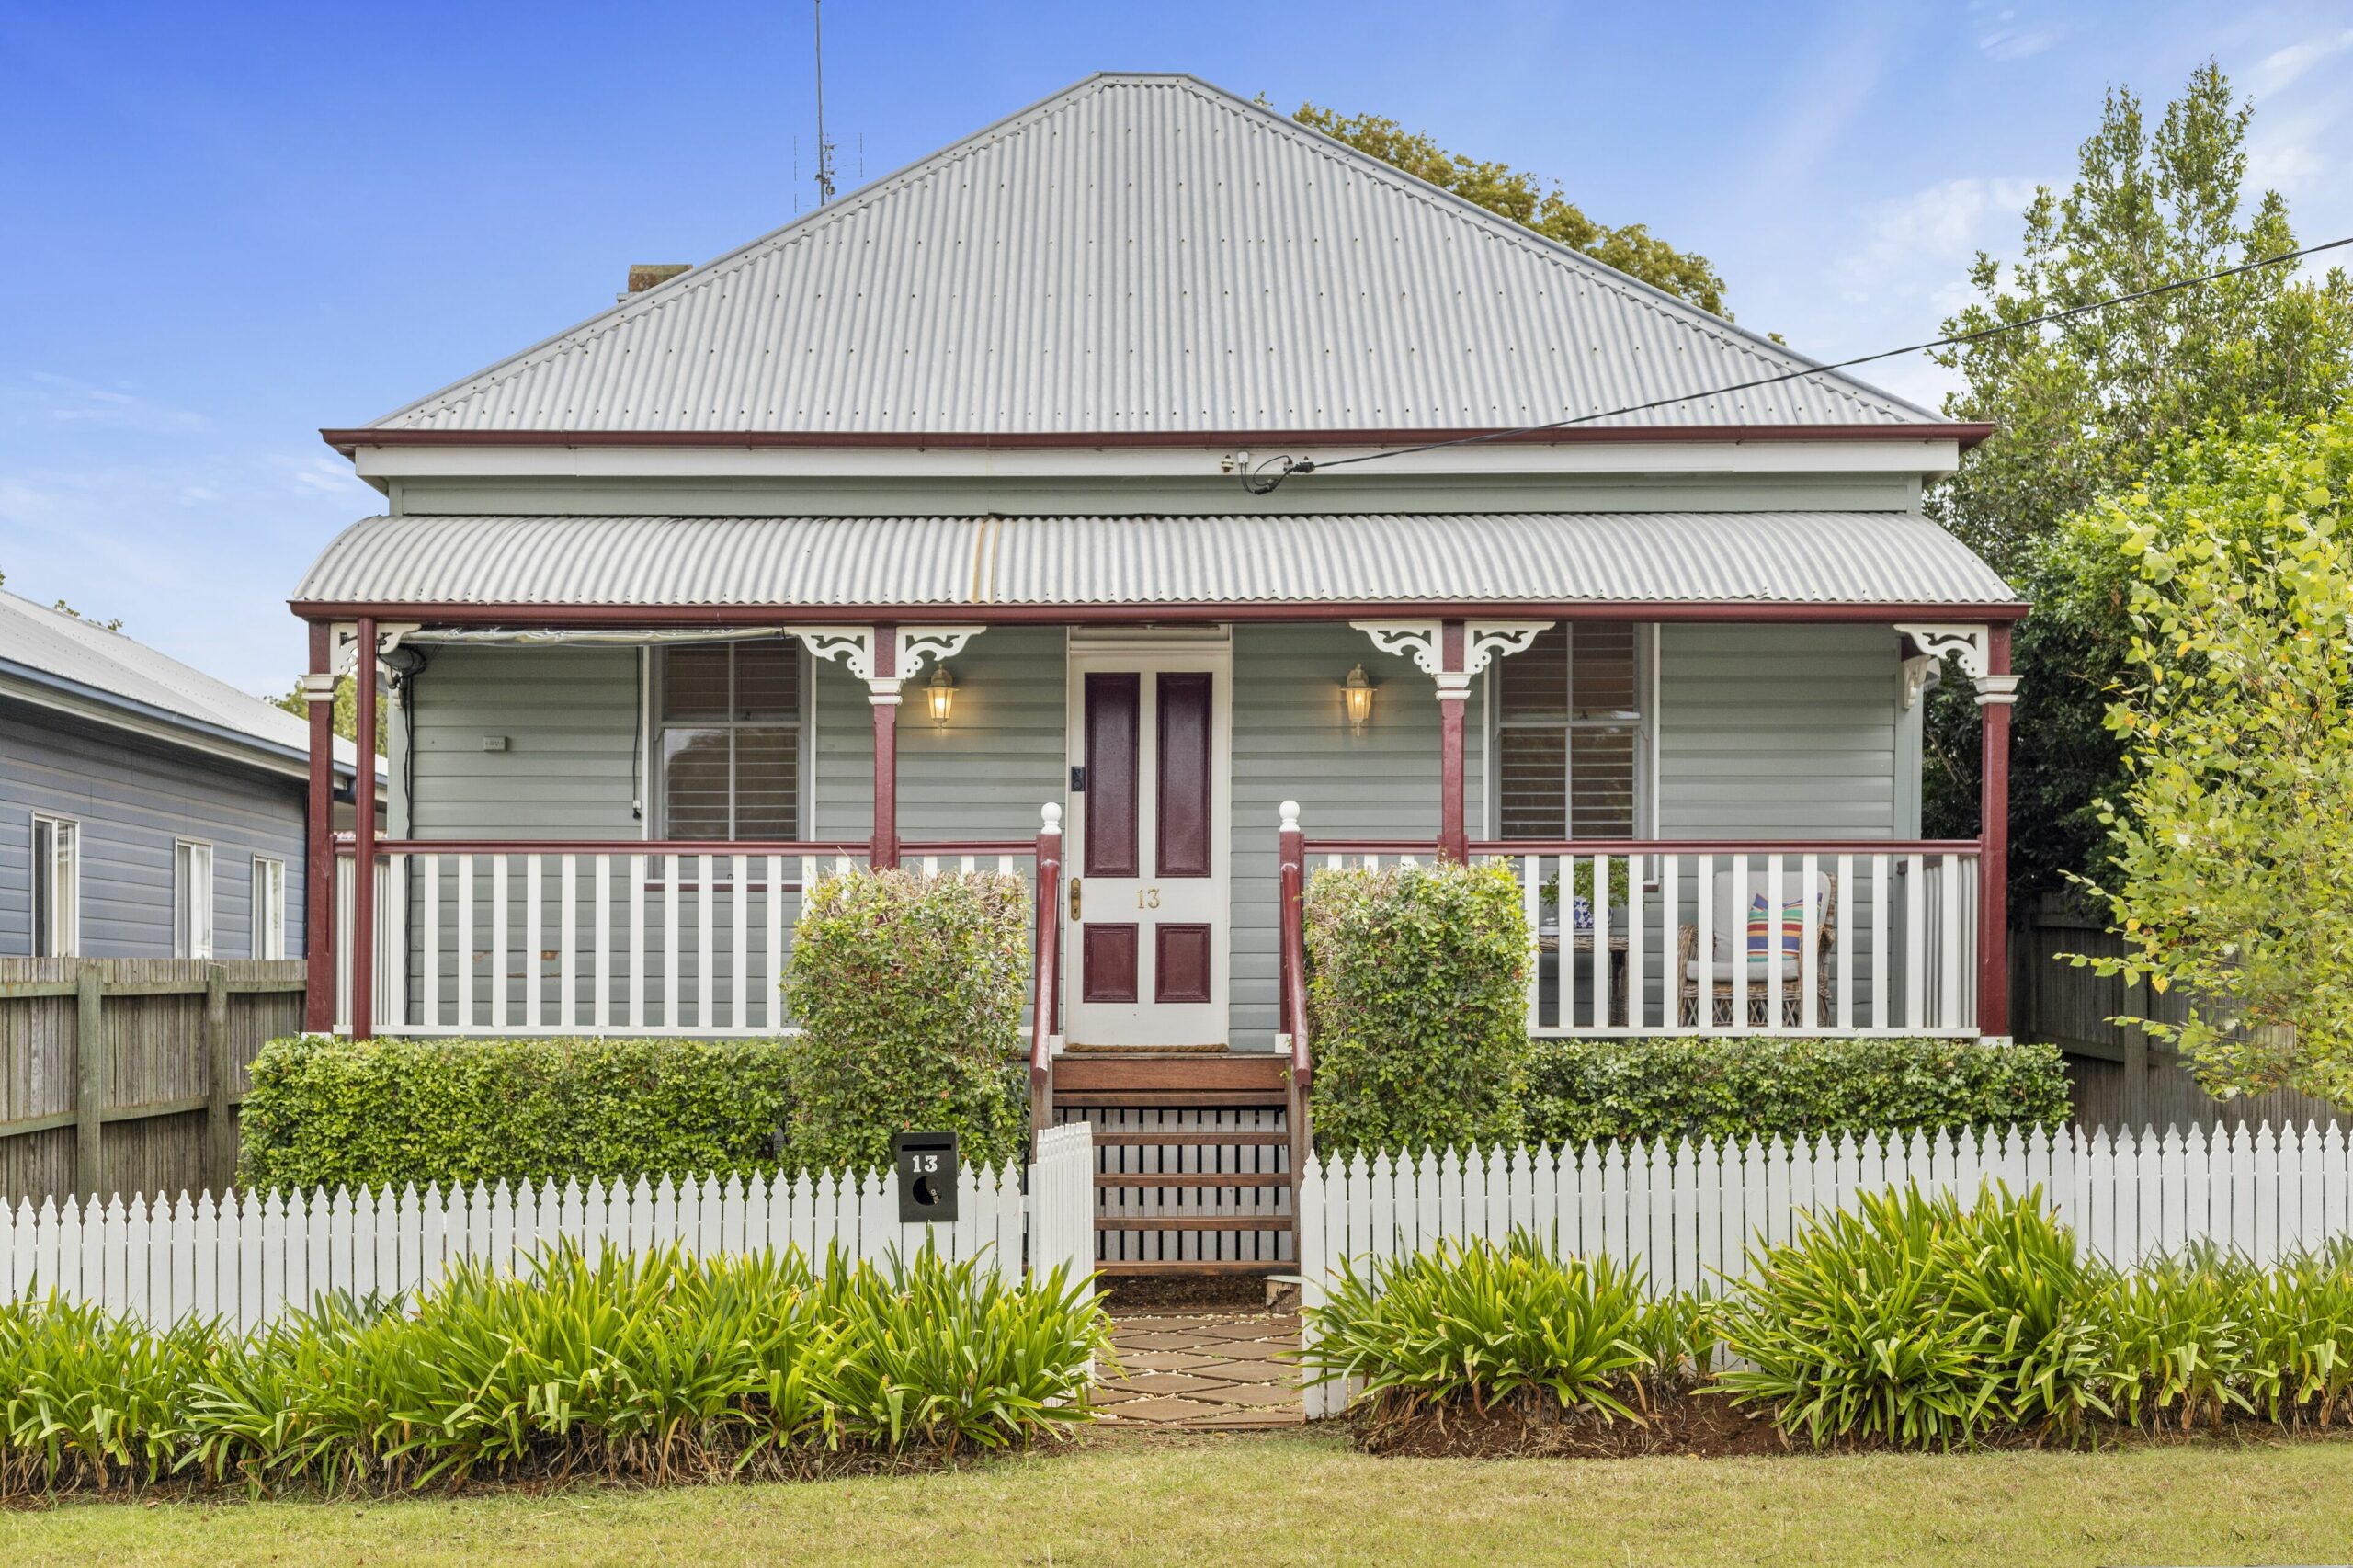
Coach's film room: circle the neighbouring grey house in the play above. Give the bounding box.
[290,73,2026,1075]
[0,588,375,961]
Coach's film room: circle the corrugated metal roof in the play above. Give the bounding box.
[0,589,364,774]
[293,513,2019,608]
[364,74,1936,437]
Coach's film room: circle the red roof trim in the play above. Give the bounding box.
[291,597,2029,626]
[321,422,1995,454]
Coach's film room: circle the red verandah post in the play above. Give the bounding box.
[1976,626,2018,1040]
[349,617,378,1040]
[870,623,900,869]
[1278,800,1313,1171]
[301,620,337,1033]
[1437,619,1468,862]
[1029,802,1063,1134]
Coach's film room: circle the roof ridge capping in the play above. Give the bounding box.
[353,71,1945,437]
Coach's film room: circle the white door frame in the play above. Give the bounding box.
[1062,630,1233,1047]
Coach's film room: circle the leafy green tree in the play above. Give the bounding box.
[272,675,387,756]
[1290,103,1733,317]
[2075,409,2353,1104]
[1921,62,2353,896]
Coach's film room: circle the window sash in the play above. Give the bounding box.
[175,840,213,960]
[1494,625,1652,840]
[655,643,801,840]
[33,815,78,958]
[251,857,287,960]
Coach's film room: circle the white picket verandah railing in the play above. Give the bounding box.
[1297,1122,2353,1416]
[334,842,1032,1037]
[1303,840,1982,1038]
[5,1123,1097,1331]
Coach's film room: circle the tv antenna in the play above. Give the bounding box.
[812,0,837,204]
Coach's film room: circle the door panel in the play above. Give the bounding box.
[1083,924,1140,1003]
[1154,924,1212,1004]
[1083,674,1140,878]
[1156,673,1212,878]
[1063,643,1231,1047]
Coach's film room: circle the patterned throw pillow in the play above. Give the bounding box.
[1745,894,1807,960]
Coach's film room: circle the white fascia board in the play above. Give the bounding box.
[347,437,1963,485]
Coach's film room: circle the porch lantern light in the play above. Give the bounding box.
[1342,664,1374,734]
[926,663,957,729]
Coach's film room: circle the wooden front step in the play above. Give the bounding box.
[1095,1171,1293,1188]
[1047,1049,1298,1277]
[1051,1054,1289,1096]
[1094,1215,1292,1232]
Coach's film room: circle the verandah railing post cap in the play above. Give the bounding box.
[1279,801,1301,832]
[1039,801,1062,834]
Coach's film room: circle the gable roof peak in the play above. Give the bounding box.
[360,72,1937,437]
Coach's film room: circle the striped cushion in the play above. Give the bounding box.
[1745,894,1807,960]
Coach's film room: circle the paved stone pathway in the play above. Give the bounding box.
[1095,1311,1305,1429]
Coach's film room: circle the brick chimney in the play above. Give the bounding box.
[618,264,691,302]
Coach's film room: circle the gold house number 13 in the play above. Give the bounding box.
[1135,887,1162,909]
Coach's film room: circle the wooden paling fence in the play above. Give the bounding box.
[3,1122,1097,1331]
[0,959,306,1206]
[1298,1123,2353,1417]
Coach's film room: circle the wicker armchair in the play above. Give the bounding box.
[1677,869,1837,1028]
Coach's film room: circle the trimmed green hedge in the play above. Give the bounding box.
[1520,1036,2075,1147]
[239,1035,794,1192]
[780,869,1029,1173]
[1306,861,1529,1155]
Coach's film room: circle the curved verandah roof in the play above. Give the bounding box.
[291,512,2021,620]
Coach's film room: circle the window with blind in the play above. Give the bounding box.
[1494,623,1650,840]
[656,641,802,840]
[32,814,78,958]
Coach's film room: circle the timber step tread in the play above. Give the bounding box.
[1052,1056,1289,1094]
[1096,1261,1286,1277]
[1095,1172,1293,1188]
[1062,1042,1233,1055]
[1051,1089,1287,1109]
[1094,1216,1293,1232]
[1089,1131,1289,1147]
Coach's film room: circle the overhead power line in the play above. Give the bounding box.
[1241,233,2353,495]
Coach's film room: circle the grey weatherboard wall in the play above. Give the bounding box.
[0,702,309,960]
[382,622,1915,1047]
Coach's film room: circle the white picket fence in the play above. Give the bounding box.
[2,1123,1096,1331]
[1298,1122,2353,1417]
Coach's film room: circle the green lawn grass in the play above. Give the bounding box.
[7,1429,2352,1567]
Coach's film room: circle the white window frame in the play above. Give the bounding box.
[174,838,214,960]
[1486,622,1657,841]
[250,854,287,960]
[646,641,812,843]
[31,812,79,958]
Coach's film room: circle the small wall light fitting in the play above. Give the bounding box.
[1343,664,1373,734]
[926,664,957,728]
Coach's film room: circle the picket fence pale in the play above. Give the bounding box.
[1029,1121,1096,1291]
[1298,1122,2353,1417]
[4,1124,1097,1331]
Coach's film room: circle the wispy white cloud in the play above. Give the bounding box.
[2249,26,2353,97]
[1838,175,2044,301]
[1968,3,2064,61]
[267,452,376,497]
[2,372,207,433]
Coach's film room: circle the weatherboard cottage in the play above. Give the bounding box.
[289,74,2023,1267]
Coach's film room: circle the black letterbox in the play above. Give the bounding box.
[892,1131,961,1224]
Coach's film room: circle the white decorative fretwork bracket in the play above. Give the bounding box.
[1349,619,1554,695]
[1893,622,1991,679]
[784,625,986,706]
[1900,653,1939,711]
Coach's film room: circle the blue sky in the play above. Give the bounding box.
[4,0,2349,693]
